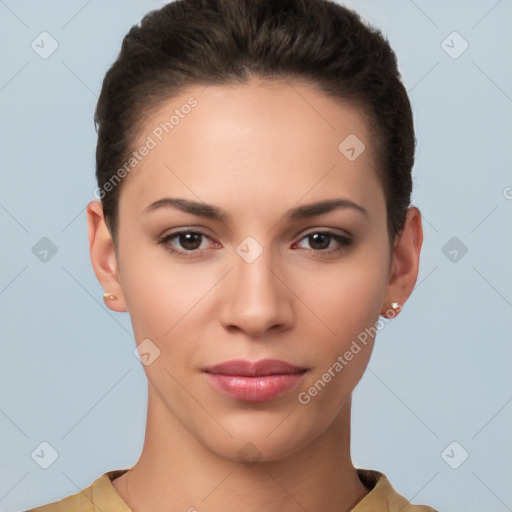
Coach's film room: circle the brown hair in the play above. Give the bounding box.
[94,0,415,246]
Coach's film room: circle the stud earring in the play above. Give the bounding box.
[103,292,117,300]
[381,301,401,318]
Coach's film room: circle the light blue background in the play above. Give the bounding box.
[1,1,511,511]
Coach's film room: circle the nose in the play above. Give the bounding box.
[218,246,294,339]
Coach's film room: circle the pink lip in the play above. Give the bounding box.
[203,359,307,402]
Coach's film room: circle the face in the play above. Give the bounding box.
[105,77,395,461]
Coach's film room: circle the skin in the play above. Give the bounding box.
[87,76,423,512]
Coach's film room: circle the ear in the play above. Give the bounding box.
[86,200,127,312]
[381,206,423,317]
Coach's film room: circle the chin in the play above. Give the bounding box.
[195,412,323,465]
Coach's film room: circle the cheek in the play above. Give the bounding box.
[295,267,384,413]
[117,237,193,340]
[298,254,388,350]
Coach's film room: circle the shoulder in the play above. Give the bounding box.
[23,469,131,512]
[353,468,438,512]
[23,485,94,512]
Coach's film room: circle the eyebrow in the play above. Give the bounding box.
[142,197,367,223]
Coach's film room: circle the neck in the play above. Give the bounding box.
[112,387,370,512]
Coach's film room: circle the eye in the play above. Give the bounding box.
[294,230,352,253]
[158,230,217,257]
[158,229,352,258]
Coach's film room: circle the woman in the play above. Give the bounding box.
[27,0,436,510]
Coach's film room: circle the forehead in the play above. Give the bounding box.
[119,77,384,223]
[135,77,373,156]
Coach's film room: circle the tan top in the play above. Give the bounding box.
[25,468,437,511]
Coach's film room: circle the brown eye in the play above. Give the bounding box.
[295,231,352,253]
[175,232,203,250]
[159,230,214,257]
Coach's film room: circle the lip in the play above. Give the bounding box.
[203,359,307,402]
[203,359,306,376]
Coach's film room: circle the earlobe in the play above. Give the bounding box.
[86,200,127,312]
[380,301,402,319]
[381,206,423,316]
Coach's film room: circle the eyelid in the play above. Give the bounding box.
[158,228,216,248]
[298,226,352,238]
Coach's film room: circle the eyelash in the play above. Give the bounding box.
[157,229,352,258]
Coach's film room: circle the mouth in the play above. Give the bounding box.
[202,359,308,402]
[203,358,307,376]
